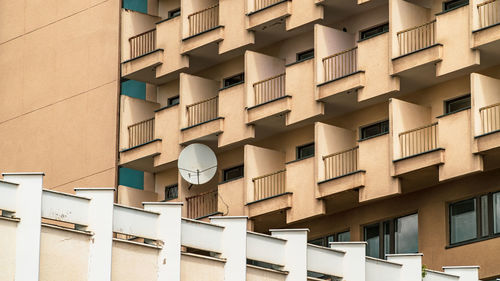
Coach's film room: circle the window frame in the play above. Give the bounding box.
[222,73,245,88]
[359,120,389,141]
[168,95,180,106]
[359,22,389,41]
[296,142,315,160]
[443,94,471,115]
[222,164,244,183]
[168,8,181,19]
[442,0,469,12]
[164,184,178,201]
[296,49,314,62]
[448,191,500,247]
[308,229,351,247]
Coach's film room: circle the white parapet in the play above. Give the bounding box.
[247,231,287,266]
[113,203,159,239]
[271,229,309,281]
[365,256,402,281]
[0,180,18,214]
[181,218,224,253]
[386,253,423,281]
[443,266,480,281]
[306,243,345,277]
[330,242,367,281]
[41,189,90,227]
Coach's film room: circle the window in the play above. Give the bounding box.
[223,165,244,182]
[364,213,418,258]
[223,73,244,88]
[443,0,469,12]
[164,184,178,201]
[168,8,181,18]
[308,230,351,247]
[449,192,500,245]
[445,94,470,114]
[296,49,314,61]
[168,96,179,106]
[296,143,315,160]
[360,23,389,40]
[360,120,389,140]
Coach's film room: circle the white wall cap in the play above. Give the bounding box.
[2,172,45,176]
[182,217,225,228]
[386,253,423,257]
[142,202,184,206]
[442,266,480,269]
[425,269,459,278]
[209,215,248,219]
[247,230,287,241]
[74,187,115,191]
[0,179,19,186]
[43,189,91,200]
[269,228,310,232]
[114,203,160,215]
[366,256,403,267]
[307,243,346,254]
[329,241,368,245]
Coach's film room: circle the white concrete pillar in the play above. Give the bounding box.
[330,242,367,281]
[210,216,248,281]
[443,266,480,281]
[75,188,115,281]
[270,229,309,281]
[386,253,423,281]
[3,172,44,281]
[143,202,183,281]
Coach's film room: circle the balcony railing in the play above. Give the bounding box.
[128,118,155,148]
[322,47,358,82]
[253,169,286,201]
[399,123,438,158]
[129,29,156,59]
[186,190,218,219]
[323,146,359,180]
[186,96,219,127]
[477,0,499,29]
[397,20,436,56]
[253,73,286,105]
[188,4,219,37]
[480,103,500,134]
[254,0,283,11]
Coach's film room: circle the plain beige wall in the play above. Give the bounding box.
[0,219,17,281]
[180,253,225,281]
[286,0,324,31]
[156,16,189,78]
[112,240,159,281]
[247,266,287,281]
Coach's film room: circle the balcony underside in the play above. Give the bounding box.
[247,0,291,31]
[246,192,292,218]
[317,170,365,199]
[119,139,162,173]
[180,117,224,145]
[121,49,163,84]
[323,189,359,215]
[317,71,365,103]
[391,44,442,76]
[247,96,291,124]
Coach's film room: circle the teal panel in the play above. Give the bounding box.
[119,167,144,190]
[123,0,148,14]
[121,80,146,100]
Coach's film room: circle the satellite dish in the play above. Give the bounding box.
[178,143,217,185]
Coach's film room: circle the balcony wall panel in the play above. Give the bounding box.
[117,185,159,209]
[436,5,480,77]
[121,9,160,62]
[0,218,17,281]
[219,0,255,54]
[471,73,500,137]
[218,178,245,216]
[154,105,181,167]
[285,0,324,31]
[156,16,189,79]
[285,58,324,126]
[179,73,219,128]
[245,51,285,108]
[120,95,160,151]
[438,109,483,181]
[111,239,159,281]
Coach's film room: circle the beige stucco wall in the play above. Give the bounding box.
[156,16,189,78]
[112,240,159,281]
[247,266,287,281]
[471,73,500,136]
[218,177,246,216]
[39,225,90,281]
[219,0,255,54]
[0,218,17,281]
[286,0,323,31]
[118,185,159,207]
[0,0,119,192]
[158,0,180,18]
[154,104,181,167]
[180,253,225,281]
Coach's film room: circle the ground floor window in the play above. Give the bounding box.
[308,230,350,247]
[364,213,418,258]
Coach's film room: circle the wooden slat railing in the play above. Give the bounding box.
[477,0,499,29]
[397,20,436,56]
[129,29,156,59]
[188,4,219,36]
[399,123,438,158]
[253,73,286,105]
[323,146,359,180]
[254,0,283,11]
[186,190,218,219]
[128,118,155,148]
[187,96,219,127]
[480,102,500,134]
[322,47,358,82]
[253,169,286,201]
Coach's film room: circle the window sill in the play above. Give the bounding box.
[285,56,314,67]
[219,176,244,185]
[285,155,314,165]
[219,81,245,91]
[155,103,179,113]
[436,106,470,118]
[357,131,389,143]
[445,233,500,249]
[357,30,389,43]
[435,3,469,16]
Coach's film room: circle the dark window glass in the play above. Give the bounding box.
[365,223,380,258]
[297,143,315,160]
[308,237,325,246]
[481,195,489,237]
[168,96,180,106]
[395,213,418,254]
[443,0,469,12]
[445,94,471,114]
[383,221,391,257]
[494,192,500,234]
[223,73,244,87]
[223,165,244,182]
[360,23,389,40]
[361,120,389,140]
[296,49,314,61]
[450,198,477,244]
[165,184,178,201]
[337,231,350,242]
[168,8,181,18]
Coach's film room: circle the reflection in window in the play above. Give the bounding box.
[365,223,380,258]
[450,198,477,244]
[395,213,419,253]
[494,192,500,234]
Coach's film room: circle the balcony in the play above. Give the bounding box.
[246,0,291,30]
[317,47,365,102]
[247,73,291,124]
[121,29,164,83]
[247,169,292,218]
[475,103,500,154]
[182,4,224,54]
[472,0,500,49]
[392,20,442,75]
[181,96,223,144]
[185,190,221,220]
[120,117,161,171]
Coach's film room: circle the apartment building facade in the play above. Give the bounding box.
[117,0,500,279]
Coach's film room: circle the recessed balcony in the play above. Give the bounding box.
[472,0,500,49]
[182,4,224,54]
[120,118,162,172]
[246,0,291,30]
[246,73,291,124]
[181,96,224,144]
[246,169,292,218]
[185,190,221,220]
[475,102,500,152]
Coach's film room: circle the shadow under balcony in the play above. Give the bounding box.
[247,73,291,124]
[119,118,161,172]
[181,96,224,144]
[182,4,224,54]
[392,20,443,75]
[246,169,292,218]
[472,0,500,51]
[246,0,291,30]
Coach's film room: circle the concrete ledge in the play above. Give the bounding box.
[317,71,365,102]
[180,117,224,144]
[247,96,291,124]
[121,49,164,82]
[181,26,224,54]
[392,44,442,75]
[246,192,292,218]
[472,22,500,49]
[475,129,500,153]
[119,139,162,169]
[317,170,365,199]
[393,148,444,176]
[247,0,291,30]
